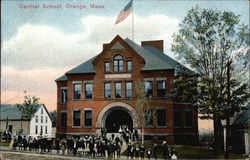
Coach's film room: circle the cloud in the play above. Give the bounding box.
[1,14,179,111]
[2,14,179,70]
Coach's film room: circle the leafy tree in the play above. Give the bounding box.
[49,110,57,127]
[171,6,249,151]
[17,94,40,119]
[135,80,152,144]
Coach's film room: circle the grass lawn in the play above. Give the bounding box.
[122,142,247,159]
[0,141,10,147]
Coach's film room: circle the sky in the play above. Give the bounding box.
[1,0,249,130]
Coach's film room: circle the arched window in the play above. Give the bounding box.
[113,55,123,72]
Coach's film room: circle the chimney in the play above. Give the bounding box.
[141,40,164,52]
[103,43,109,50]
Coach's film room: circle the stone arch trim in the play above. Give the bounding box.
[96,102,138,129]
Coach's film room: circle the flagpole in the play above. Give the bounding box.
[132,0,134,41]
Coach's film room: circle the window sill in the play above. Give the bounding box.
[72,126,81,128]
[73,99,80,101]
[156,126,167,128]
[61,103,67,104]
[184,126,193,128]
[84,126,92,129]
[174,127,183,129]
[144,126,154,128]
[84,98,93,100]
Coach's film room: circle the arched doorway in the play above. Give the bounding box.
[96,102,138,134]
[105,109,133,132]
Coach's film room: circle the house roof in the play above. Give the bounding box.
[232,105,250,126]
[56,36,196,81]
[0,104,51,121]
[0,104,23,120]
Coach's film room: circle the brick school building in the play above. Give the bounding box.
[55,35,198,145]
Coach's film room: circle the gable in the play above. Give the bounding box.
[92,35,145,66]
[111,42,126,50]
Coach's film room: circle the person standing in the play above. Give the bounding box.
[127,142,132,159]
[146,147,152,160]
[116,143,121,159]
[61,138,67,155]
[162,141,169,160]
[153,143,158,160]
[55,138,60,154]
[140,144,145,159]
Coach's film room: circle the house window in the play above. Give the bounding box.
[157,109,166,127]
[157,81,166,97]
[104,62,110,72]
[40,126,43,135]
[145,81,153,98]
[127,61,132,72]
[84,110,92,127]
[114,55,123,72]
[35,115,38,123]
[61,88,67,104]
[41,116,43,123]
[184,111,193,127]
[41,108,43,114]
[61,112,67,128]
[45,116,48,123]
[73,84,81,100]
[45,126,47,134]
[115,82,121,98]
[35,125,38,134]
[104,83,111,99]
[73,110,80,127]
[85,83,93,99]
[125,82,132,98]
[174,110,182,128]
[145,109,153,126]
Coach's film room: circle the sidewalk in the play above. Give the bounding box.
[0,146,133,160]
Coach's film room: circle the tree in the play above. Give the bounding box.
[17,94,40,119]
[135,80,152,144]
[171,6,249,152]
[49,110,57,127]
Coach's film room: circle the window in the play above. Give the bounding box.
[145,81,153,98]
[85,83,93,99]
[61,88,67,103]
[45,116,48,123]
[104,83,111,99]
[157,81,166,97]
[104,62,110,72]
[41,108,43,114]
[73,110,81,126]
[127,61,132,72]
[41,116,43,123]
[84,110,92,127]
[40,126,43,135]
[115,82,121,98]
[45,126,47,134]
[114,55,123,72]
[145,109,153,126]
[125,82,132,98]
[174,110,182,128]
[73,84,81,100]
[61,112,67,128]
[35,125,38,134]
[35,115,38,123]
[184,111,193,127]
[157,109,166,127]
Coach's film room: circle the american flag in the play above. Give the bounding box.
[115,0,133,24]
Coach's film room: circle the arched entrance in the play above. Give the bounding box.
[96,102,138,134]
[105,109,133,132]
